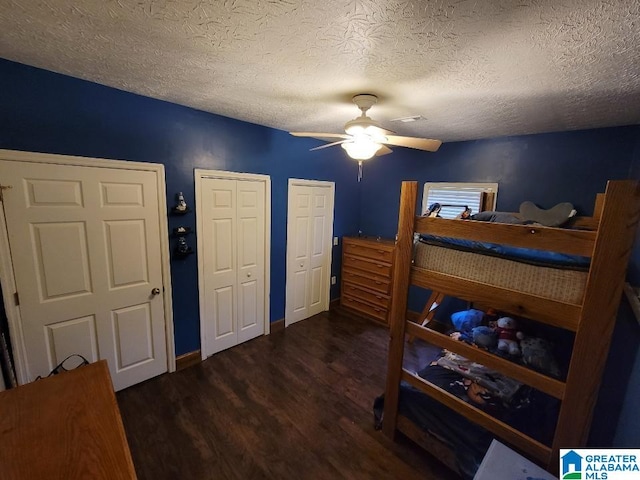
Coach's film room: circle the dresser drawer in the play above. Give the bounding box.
[342,294,388,322]
[342,268,390,294]
[342,282,389,309]
[343,254,392,277]
[344,241,394,263]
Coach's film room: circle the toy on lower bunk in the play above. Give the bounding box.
[495,317,525,356]
[520,337,562,379]
[448,308,562,379]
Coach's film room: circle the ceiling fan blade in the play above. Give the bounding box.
[309,139,349,151]
[383,135,442,152]
[375,145,393,156]
[369,125,395,136]
[290,132,350,140]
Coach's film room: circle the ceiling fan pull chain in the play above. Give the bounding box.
[357,161,363,182]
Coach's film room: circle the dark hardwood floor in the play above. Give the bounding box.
[117,310,460,480]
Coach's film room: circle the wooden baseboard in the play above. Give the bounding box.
[176,350,201,371]
[270,318,285,333]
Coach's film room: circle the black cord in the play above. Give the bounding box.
[35,354,90,380]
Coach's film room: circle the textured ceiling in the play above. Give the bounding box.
[0,1,639,143]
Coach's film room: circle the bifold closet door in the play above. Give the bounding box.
[0,160,168,391]
[200,177,265,356]
[286,183,333,326]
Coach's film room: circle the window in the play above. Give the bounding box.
[422,182,498,219]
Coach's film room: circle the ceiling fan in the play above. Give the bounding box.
[290,94,442,161]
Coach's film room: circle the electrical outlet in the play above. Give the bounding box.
[331,276,337,285]
[333,236,339,246]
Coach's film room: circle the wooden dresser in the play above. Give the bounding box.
[340,236,396,325]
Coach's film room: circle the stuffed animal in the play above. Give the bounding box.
[451,309,484,333]
[495,317,524,356]
[520,337,562,378]
[450,325,497,350]
[472,326,498,349]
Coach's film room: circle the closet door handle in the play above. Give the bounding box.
[151,287,161,296]
[247,272,252,277]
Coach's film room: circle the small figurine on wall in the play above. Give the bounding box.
[175,192,188,212]
[177,236,189,254]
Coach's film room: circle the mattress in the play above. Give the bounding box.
[413,241,588,304]
[418,235,591,270]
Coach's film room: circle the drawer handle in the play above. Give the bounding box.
[376,295,382,299]
[377,250,385,254]
[376,264,384,268]
[375,281,382,284]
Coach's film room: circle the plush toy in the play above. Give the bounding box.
[520,337,562,378]
[451,309,484,333]
[495,317,524,356]
[450,325,498,350]
[472,326,498,349]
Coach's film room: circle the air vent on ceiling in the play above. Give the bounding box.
[390,115,423,123]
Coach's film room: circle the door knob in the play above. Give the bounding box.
[247,272,252,277]
[151,287,161,296]
[300,263,303,267]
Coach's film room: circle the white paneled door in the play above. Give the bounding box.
[198,174,268,357]
[286,180,334,326]
[0,160,168,391]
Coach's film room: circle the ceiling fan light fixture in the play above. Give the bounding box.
[341,137,382,160]
[344,115,382,135]
[289,92,442,157]
[345,124,365,135]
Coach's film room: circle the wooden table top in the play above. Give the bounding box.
[0,360,137,479]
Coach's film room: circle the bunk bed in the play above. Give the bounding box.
[381,180,640,476]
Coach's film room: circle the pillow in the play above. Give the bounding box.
[519,201,576,227]
[470,211,525,224]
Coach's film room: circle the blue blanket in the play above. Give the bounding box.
[418,234,590,271]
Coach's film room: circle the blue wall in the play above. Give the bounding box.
[2,57,639,445]
[0,58,362,356]
[359,129,638,238]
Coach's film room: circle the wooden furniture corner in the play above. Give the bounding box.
[0,360,137,479]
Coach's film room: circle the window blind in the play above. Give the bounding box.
[424,188,484,219]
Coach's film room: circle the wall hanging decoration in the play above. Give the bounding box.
[172,192,190,214]
[172,225,194,258]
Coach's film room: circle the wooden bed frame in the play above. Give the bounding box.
[382,180,640,474]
